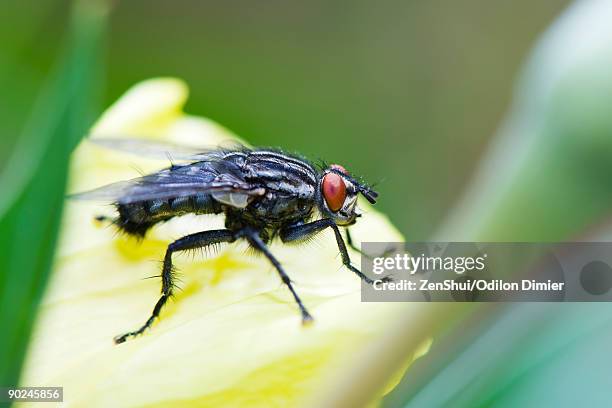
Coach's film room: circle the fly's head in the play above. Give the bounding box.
[318,164,378,226]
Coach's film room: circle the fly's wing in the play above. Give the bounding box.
[89,138,246,162]
[70,160,265,207]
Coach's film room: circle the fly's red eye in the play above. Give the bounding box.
[330,164,348,174]
[322,172,346,212]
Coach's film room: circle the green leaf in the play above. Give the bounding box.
[0,0,108,388]
[386,303,612,407]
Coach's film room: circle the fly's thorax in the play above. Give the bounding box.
[243,149,318,197]
[243,193,314,226]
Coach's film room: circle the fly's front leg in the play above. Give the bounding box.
[242,228,313,324]
[281,219,391,285]
[114,229,236,344]
[345,228,374,257]
[345,228,360,253]
[346,229,397,259]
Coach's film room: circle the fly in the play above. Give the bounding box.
[73,138,389,344]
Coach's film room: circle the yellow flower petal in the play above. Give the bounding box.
[20,78,424,407]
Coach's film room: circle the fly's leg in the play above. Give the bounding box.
[281,219,392,285]
[94,215,117,228]
[345,228,375,257]
[114,229,236,344]
[345,228,361,253]
[242,228,313,324]
[346,229,397,259]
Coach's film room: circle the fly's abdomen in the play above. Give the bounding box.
[116,193,222,237]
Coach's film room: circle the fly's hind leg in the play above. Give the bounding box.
[241,228,313,324]
[94,214,115,226]
[94,215,111,222]
[114,229,236,344]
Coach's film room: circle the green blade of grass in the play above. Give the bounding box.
[385,303,612,407]
[0,0,108,388]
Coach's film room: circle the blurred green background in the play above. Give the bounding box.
[6,1,612,406]
[0,0,569,239]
